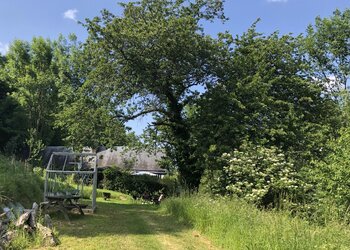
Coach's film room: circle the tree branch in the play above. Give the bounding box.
[115,107,165,121]
[151,120,172,127]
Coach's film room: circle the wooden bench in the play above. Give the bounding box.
[41,195,85,221]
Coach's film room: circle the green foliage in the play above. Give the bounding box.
[162,195,350,249]
[52,35,131,150]
[84,0,229,188]
[304,9,350,89]
[55,92,130,150]
[26,128,45,166]
[102,167,122,191]
[0,58,28,155]
[4,217,51,249]
[7,231,30,250]
[193,26,341,175]
[0,154,43,207]
[102,167,172,199]
[310,127,350,222]
[0,37,74,160]
[32,166,44,177]
[160,174,180,196]
[0,89,28,155]
[4,38,62,149]
[223,145,297,205]
[0,34,132,154]
[202,142,308,207]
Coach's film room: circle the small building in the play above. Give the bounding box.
[96,147,167,177]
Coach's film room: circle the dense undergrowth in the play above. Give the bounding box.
[162,195,350,250]
[0,155,43,207]
[0,154,45,249]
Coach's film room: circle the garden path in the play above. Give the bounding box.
[35,197,217,250]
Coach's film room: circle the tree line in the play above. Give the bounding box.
[1,0,350,218]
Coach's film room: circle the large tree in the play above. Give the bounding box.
[2,38,63,162]
[5,38,61,144]
[84,0,228,188]
[1,35,131,157]
[0,56,28,154]
[53,35,132,150]
[304,9,350,90]
[193,27,341,174]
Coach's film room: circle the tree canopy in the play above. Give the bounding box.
[305,9,350,90]
[84,0,230,187]
[193,28,341,173]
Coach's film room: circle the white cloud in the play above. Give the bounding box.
[63,9,78,22]
[0,42,9,55]
[267,0,288,3]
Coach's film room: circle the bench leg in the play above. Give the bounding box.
[78,206,84,215]
[57,203,70,221]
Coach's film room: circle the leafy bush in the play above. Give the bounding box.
[309,127,350,223]
[161,174,181,196]
[201,142,308,207]
[33,166,44,177]
[102,167,169,200]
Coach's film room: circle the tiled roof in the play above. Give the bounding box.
[97,147,166,173]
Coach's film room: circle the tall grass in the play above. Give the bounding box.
[0,155,45,249]
[162,195,350,249]
[0,155,43,206]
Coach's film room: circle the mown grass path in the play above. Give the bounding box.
[37,198,216,250]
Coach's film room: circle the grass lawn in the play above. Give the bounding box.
[33,191,216,250]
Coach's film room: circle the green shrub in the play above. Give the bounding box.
[33,166,44,177]
[102,167,169,199]
[201,142,308,207]
[308,127,350,223]
[160,174,181,196]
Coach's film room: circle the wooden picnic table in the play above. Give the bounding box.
[42,194,85,221]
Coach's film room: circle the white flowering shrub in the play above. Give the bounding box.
[221,143,300,206]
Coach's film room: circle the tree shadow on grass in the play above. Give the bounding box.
[53,201,191,239]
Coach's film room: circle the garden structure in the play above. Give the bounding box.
[43,152,98,220]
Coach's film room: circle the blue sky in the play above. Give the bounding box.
[1,0,350,134]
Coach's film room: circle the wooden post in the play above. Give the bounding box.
[92,155,98,212]
[62,155,68,171]
[44,155,53,201]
